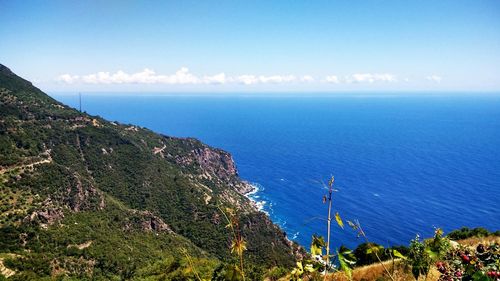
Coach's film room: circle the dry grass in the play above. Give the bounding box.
[324,260,441,281]
[328,260,407,281]
[454,235,500,247]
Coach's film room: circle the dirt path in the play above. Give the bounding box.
[0,257,16,278]
[0,157,52,175]
[0,148,52,175]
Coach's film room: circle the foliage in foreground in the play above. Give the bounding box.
[435,243,499,281]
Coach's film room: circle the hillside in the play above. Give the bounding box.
[0,64,298,280]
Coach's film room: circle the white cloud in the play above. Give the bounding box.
[80,68,201,85]
[426,75,442,83]
[259,75,296,84]
[325,75,340,84]
[346,73,397,83]
[56,74,80,84]
[56,68,306,86]
[235,75,259,85]
[235,75,297,85]
[160,67,199,84]
[56,68,413,87]
[300,75,314,82]
[202,73,227,84]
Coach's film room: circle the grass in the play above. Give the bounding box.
[455,235,500,247]
[325,260,441,281]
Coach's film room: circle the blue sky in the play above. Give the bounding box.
[1,0,499,92]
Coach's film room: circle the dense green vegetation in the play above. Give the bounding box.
[0,64,297,280]
[447,227,500,241]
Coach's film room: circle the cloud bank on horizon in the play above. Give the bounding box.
[56,68,441,86]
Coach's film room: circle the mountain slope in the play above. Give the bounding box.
[0,64,297,280]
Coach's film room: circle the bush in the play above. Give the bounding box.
[266,266,289,280]
[434,243,499,281]
[354,242,385,266]
[447,227,492,240]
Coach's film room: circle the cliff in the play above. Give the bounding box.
[0,64,297,279]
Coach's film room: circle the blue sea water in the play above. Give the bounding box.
[51,93,500,249]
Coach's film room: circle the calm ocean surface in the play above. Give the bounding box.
[51,93,500,249]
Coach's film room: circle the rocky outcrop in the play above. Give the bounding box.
[141,215,170,232]
[174,145,260,196]
[176,146,239,182]
[43,169,105,213]
[131,210,172,233]
[24,199,64,227]
[234,181,256,195]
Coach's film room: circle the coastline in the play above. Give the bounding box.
[240,180,302,246]
[240,181,268,214]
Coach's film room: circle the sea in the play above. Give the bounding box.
[51,93,500,250]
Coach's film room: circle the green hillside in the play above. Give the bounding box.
[0,64,298,280]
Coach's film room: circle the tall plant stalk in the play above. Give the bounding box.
[325,176,334,266]
[180,248,203,281]
[218,205,246,281]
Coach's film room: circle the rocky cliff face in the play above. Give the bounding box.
[174,140,256,195]
[175,143,238,183]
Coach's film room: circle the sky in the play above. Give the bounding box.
[1,0,499,93]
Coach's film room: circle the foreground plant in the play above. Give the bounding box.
[407,234,432,280]
[406,228,451,280]
[289,176,355,281]
[434,242,499,281]
[218,205,247,281]
[180,247,208,281]
[290,235,355,281]
[324,176,336,266]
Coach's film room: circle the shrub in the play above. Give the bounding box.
[354,242,385,266]
[434,243,499,281]
[266,266,289,280]
[447,227,492,240]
